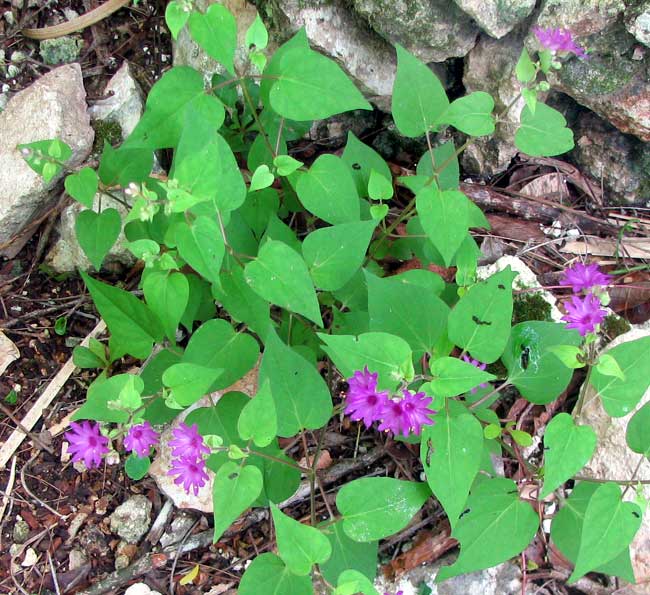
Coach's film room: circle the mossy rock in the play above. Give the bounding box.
[39,37,83,65]
[512,293,552,326]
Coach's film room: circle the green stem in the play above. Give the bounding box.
[468,380,511,410]
[239,77,276,159]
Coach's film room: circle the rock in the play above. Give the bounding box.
[462,34,525,177]
[576,328,650,590]
[149,365,259,512]
[0,63,94,246]
[535,0,625,36]
[109,495,152,544]
[88,62,145,139]
[256,0,397,109]
[454,0,536,39]
[627,3,650,46]
[173,0,258,80]
[68,549,87,571]
[44,191,136,273]
[568,109,650,207]
[39,37,83,65]
[351,0,478,62]
[160,512,196,548]
[12,518,30,544]
[124,584,162,595]
[375,554,528,594]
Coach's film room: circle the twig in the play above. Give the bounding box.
[0,401,54,454]
[0,455,17,535]
[169,519,200,595]
[146,499,174,546]
[0,319,106,469]
[20,452,67,519]
[47,551,62,595]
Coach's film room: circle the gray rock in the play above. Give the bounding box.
[88,62,144,139]
[160,512,197,548]
[536,0,625,36]
[568,109,650,207]
[12,518,30,543]
[351,0,478,62]
[68,548,88,570]
[39,37,83,65]
[627,3,650,46]
[454,0,536,39]
[0,63,94,246]
[576,328,650,588]
[109,495,152,544]
[44,191,136,273]
[256,0,397,109]
[376,554,529,594]
[462,34,525,177]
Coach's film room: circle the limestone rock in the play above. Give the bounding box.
[576,328,650,589]
[536,0,625,36]
[626,3,650,46]
[109,495,152,544]
[454,0,536,39]
[149,365,259,512]
[124,584,162,595]
[44,191,135,273]
[0,63,94,246]
[88,62,144,139]
[351,0,478,62]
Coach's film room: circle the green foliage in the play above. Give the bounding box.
[626,402,650,457]
[515,103,574,156]
[428,357,495,398]
[65,167,98,207]
[237,380,277,448]
[188,4,237,75]
[320,521,378,585]
[239,553,313,595]
[75,208,121,271]
[18,139,71,182]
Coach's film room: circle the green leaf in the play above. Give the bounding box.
[271,503,332,575]
[273,154,303,176]
[296,154,360,225]
[172,118,246,213]
[18,139,72,183]
[416,185,469,267]
[627,402,650,457]
[175,217,225,285]
[140,348,182,396]
[503,322,582,404]
[595,353,626,381]
[522,87,538,114]
[183,319,259,391]
[436,478,538,581]
[341,132,392,197]
[569,482,642,583]
[124,67,224,150]
[547,344,585,369]
[429,357,495,398]
[73,345,106,369]
[269,46,371,121]
[165,1,189,39]
[260,329,332,437]
[515,103,574,157]
[238,553,313,595]
[72,374,143,423]
[448,268,517,363]
[246,12,268,49]
[421,412,483,527]
[143,272,189,341]
[551,482,636,583]
[162,363,223,406]
[366,269,448,357]
[188,4,237,75]
[589,335,650,416]
[98,142,153,186]
[515,48,536,83]
[392,44,449,137]
[81,271,163,359]
[125,454,150,480]
[213,462,263,542]
[245,240,323,326]
[540,413,596,498]
[439,92,495,136]
[302,220,376,291]
[250,164,274,192]
[334,570,380,595]
[75,208,121,271]
[237,380,277,448]
[368,169,393,200]
[337,478,430,542]
[319,332,414,392]
[416,140,460,191]
[65,167,98,208]
[320,521,378,586]
[509,429,533,447]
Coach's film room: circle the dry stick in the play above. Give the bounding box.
[0,455,17,528]
[0,319,107,470]
[20,452,67,519]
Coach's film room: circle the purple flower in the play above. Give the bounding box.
[65,421,109,469]
[560,262,611,294]
[385,592,404,595]
[534,26,587,58]
[168,456,210,496]
[378,398,408,436]
[400,390,436,436]
[462,354,489,394]
[345,367,391,428]
[124,421,160,457]
[347,367,380,400]
[562,293,607,336]
[168,422,210,459]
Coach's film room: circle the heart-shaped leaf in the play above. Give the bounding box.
[515,103,574,157]
[75,208,121,270]
[250,164,274,192]
[439,91,495,136]
[627,402,650,457]
[540,413,596,498]
[271,503,332,575]
[369,204,388,220]
[65,167,98,207]
[237,380,277,448]
[239,553,313,595]
[188,4,237,75]
[162,363,223,406]
[165,1,190,40]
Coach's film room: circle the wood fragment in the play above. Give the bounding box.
[562,237,650,259]
[0,320,106,469]
[0,455,17,526]
[0,330,19,375]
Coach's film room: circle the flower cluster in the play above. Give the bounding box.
[560,262,610,336]
[344,367,437,437]
[167,422,210,496]
[65,419,160,469]
[534,26,587,58]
